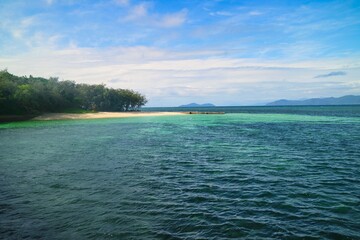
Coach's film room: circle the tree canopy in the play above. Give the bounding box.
[0,70,147,115]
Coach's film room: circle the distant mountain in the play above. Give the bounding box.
[179,103,216,107]
[266,95,360,106]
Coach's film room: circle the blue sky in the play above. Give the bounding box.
[0,0,359,106]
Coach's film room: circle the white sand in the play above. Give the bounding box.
[33,112,185,121]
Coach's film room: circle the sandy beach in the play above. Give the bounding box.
[32,112,186,121]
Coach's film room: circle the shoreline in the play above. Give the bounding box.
[32,112,186,121]
[0,111,226,123]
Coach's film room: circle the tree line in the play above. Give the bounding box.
[0,70,147,115]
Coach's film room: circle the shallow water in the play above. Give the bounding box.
[1,106,360,239]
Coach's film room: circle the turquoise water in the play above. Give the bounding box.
[1,106,360,239]
[144,105,360,117]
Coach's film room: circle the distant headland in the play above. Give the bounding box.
[266,95,360,106]
[179,103,215,107]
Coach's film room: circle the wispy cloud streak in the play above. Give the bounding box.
[314,71,347,78]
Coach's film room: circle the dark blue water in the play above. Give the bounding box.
[1,106,360,239]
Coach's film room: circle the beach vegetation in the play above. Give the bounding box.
[0,70,147,115]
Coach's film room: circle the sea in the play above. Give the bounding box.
[1,105,359,239]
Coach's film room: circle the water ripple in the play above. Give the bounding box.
[1,111,360,239]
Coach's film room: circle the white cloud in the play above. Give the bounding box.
[20,16,37,27]
[4,16,38,40]
[158,9,187,28]
[249,11,262,16]
[122,3,187,28]
[124,2,150,21]
[1,14,61,49]
[1,45,359,106]
[210,11,233,16]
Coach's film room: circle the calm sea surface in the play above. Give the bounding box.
[1,106,360,239]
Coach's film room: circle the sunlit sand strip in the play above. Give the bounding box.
[33,112,186,121]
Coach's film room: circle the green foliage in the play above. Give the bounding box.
[61,108,95,114]
[0,70,147,115]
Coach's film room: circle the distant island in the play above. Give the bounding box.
[266,95,360,106]
[179,103,216,107]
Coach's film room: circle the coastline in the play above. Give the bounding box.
[32,111,186,121]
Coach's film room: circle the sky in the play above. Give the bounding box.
[0,0,359,106]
